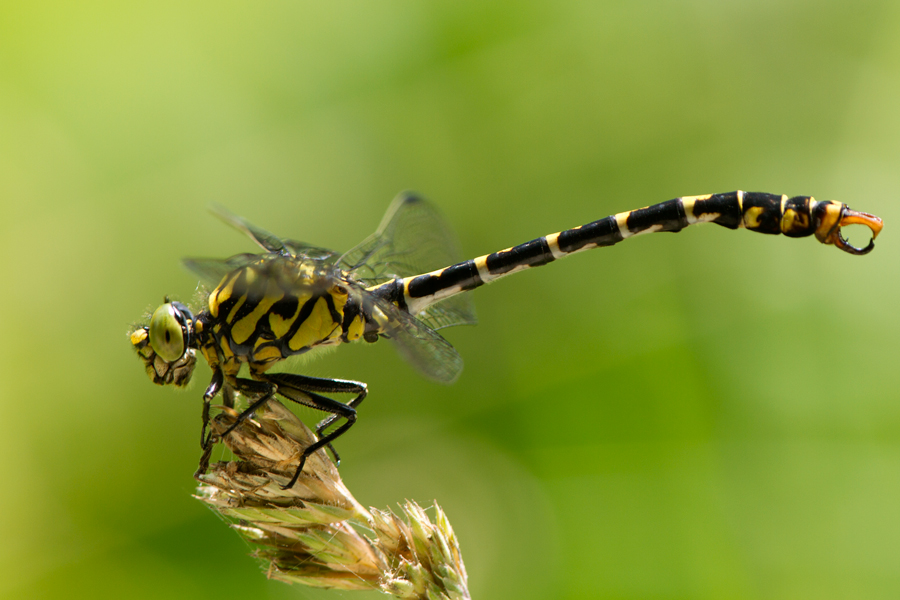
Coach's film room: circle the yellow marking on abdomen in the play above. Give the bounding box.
[473,255,490,281]
[681,194,711,225]
[781,208,809,234]
[614,211,632,239]
[545,232,566,259]
[743,206,765,229]
[631,223,663,237]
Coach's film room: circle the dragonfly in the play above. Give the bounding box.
[130,191,882,488]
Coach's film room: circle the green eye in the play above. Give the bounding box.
[149,303,185,362]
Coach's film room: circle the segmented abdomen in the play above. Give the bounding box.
[392,191,834,315]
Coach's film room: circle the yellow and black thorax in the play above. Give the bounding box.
[195,255,389,377]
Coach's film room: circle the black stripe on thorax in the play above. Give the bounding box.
[407,259,483,299]
[270,295,299,320]
[278,294,323,353]
[223,267,273,326]
[215,269,250,321]
[557,216,622,253]
[485,237,554,276]
[229,295,261,326]
[323,292,343,324]
[340,296,361,341]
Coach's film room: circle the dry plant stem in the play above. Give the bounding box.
[194,400,470,600]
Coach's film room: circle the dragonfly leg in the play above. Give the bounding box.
[222,384,237,409]
[197,374,273,478]
[200,368,223,449]
[263,372,367,466]
[218,377,278,440]
[260,372,360,489]
[315,392,367,462]
[194,441,214,480]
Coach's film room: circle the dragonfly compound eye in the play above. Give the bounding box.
[149,303,187,362]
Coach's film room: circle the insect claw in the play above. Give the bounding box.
[281,457,307,490]
[831,209,883,255]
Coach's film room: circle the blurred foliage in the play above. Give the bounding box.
[1,1,899,599]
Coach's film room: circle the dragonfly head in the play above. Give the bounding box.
[130,300,197,386]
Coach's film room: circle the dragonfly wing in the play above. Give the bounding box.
[364,292,464,384]
[209,204,288,254]
[182,253,262,286]
[340,192,477,331]
[282,239,340,263]
[414,295,478,331]
[339,192,465,283]
[210,204,343,263]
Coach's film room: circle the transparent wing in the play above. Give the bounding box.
[182,253,262,286]
[339,192,464,282]
[339,192,477,331]
[184,254,341,303]
[414,298,478,331]
[281,239,340,263]
[209,204,340,263]
[210,204,287,253]
[365,292,464,384]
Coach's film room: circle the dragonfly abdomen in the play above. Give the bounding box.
[394,191,880,316]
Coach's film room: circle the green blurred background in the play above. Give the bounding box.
[2,1,899,598]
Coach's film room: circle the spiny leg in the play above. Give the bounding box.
[195,379,278,479]
[200,368,224,449]
[198,376,242,477]
[194,441,214,480]
[261,373,359,489]
[218,377,278,440]
[222,385,237,409]
[264,372,368,463]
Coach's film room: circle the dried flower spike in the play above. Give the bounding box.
[194,400,471,600]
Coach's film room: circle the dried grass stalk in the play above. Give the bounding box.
[194,400,470,600]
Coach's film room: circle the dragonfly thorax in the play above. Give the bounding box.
[199,258,371,376]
